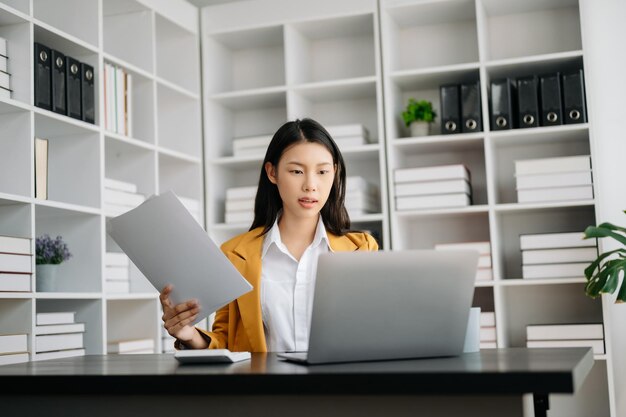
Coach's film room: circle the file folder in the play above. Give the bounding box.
[81,63,95,124]
[517,76,540,128]
[51,49,66,115]
[540,73,563,126]
[34,43,52,110]
[490,78,517,130]
[461,82,482,133]
[562,69,587,124]
[65,56,82,120]
[440,84,461,134]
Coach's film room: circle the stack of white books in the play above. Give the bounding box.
[326,124,370,150]
[225,185,256,224]
[161,326,175,353]
[345,176,379,216]
[108,338,155,354]
[515,155,593,203]
[105,252,130,293]
[179,196,202,223]
[103,178,145,217]
[394,164,472,211]
[0,37,11,100]
[520,232,598,279]
[103,63,132,136]
[35,311,85,361]
[526,323,604,354]
[480,312,497,349]
[0,235,32,292]
[0,334,29,366]
[435,241,492,281]
[232,135,272,158]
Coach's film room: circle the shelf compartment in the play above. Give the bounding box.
[0,8,31,105]
[34,205,102,293]
[285,13,376,85]
[158,152,203,207]
[156,83,202,157]
[155,13,200,94]
[34,113,100,208]
[103,0,154,74]
[383,0,479,72]
[479,0,582,61]
[0,109,31,197]
[107,298,159,353]
[33,0,99,48]
[203,25,285,94]
[0,299,32,352]
[484,51,584,81]
[0,199,32,248]
[105,138,157,199]
[205,163,259,227]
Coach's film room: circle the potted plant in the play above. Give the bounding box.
[402,99,436,137]
[583,210,626,302]
[36,234,72,292]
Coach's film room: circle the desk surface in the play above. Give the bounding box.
[0,348,593,396]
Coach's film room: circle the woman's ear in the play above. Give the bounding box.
[265,162,278,184]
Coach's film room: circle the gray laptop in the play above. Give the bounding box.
[277,250,479,365]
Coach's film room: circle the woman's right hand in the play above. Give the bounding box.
[159,284,201,343]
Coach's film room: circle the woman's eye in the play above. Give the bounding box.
[290,170,303,174]
[319,170,329,175]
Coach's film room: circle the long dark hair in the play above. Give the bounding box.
[250,118,350,236]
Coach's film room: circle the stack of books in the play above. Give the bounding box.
[103,63,132,136]
[103,178,145,217]
[179,196,202,223]
[35,311,85,360]
[108,338,155,355]
[480,311,497,349]
[526,323,605,354]
[327,124,370,150]
[0,235,32,292]
[520,232,598,279]
[345,176,379,216]
[105,252,130,293]
[0,37,11,99]
[394,164,472,211]
[225,185,256,224]
[232,135,272,158]
[515,155,593,203]
[161,326,175,353]
[0,333,29,366]
[435,241,492,282]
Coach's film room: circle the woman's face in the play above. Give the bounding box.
[265,142,336,222]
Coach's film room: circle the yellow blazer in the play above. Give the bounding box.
[196,226,378,352]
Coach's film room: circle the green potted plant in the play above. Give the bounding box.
[402,99,436,137]
[583,210,626,303]
[36,234,72,292]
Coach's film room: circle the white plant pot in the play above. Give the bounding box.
[36,264,59,292]
[409,121,430,137]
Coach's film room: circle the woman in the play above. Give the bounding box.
[159,118,378,352]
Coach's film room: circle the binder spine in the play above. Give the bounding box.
[440,84,461,134]
[50,49,66,115]
[540,73,563,126]
[490,78,517,130]
[461,81,482,133]
[65,56,82,120]
[517,76,540,128]
[34,43,52,110]
[562,69,587,124]
[81,63,95,124]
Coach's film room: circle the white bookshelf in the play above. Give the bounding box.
[0,0,202,357]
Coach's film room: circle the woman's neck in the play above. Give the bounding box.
[277,213,319,260]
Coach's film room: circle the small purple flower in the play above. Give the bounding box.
[36,234,72,265]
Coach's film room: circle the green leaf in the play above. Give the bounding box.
[616,269,626,303]
[596,222,626,234]
[584,248,626,279]
[599,259,622,294]
[584,225,626,246]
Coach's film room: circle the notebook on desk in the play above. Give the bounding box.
[277,250,479,365]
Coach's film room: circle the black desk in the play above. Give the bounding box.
[0,348,593,417]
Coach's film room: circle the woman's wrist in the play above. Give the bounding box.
[180,328,210,349]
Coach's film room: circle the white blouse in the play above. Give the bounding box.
[260,216,331,352]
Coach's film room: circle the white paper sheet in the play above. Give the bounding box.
[106,191,252,323]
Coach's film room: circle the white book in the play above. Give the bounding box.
[0,85,10,99]
[395,179,470,197]
[225,198,255,212]
[394,164,469,184]
[108,338,155,353]
[522,262,587,279]
[0,352,29,366]
[232,135,272,150]
[0,253,32,273]
[520,232,594,250]
[0,71,9,89]
[0,334,28,355]
[121,348,155,354]
[326,124,369,139]
[478,255,492,268]
[35,348,85,361]
[125,71,132,137]
[36,311,76,325]
[476,268,493,281]
[0,55,7,73]
[0,235,31,255]
[526,339,604,354]
[106,63,115,132]
[526,323,604,341]
[522,247,598,265]
[226,186,257,200]
[334,136,367,148]
[105,280,130,293]
[178,197,201,212]
[0,273,31,292]
[396,193,470,211]
[0,37,6,57]
[516,170,593,189]
[346,176,375,193]
[116,67,125,135]
[103,63,109,130]
[104,178,137,194]
[104,188,145,207]
[105,266,129,281]
[514,155,591,176]
[35,323,85,335]
[345,196,379,212]
[225,211,254,224]
[36,332,84,353]
[105,252,129,267]
[480,312,496,327]
[435,241,491,255]
[517,185,593,203]
[480,342,497,349]
[480,327,497,342]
